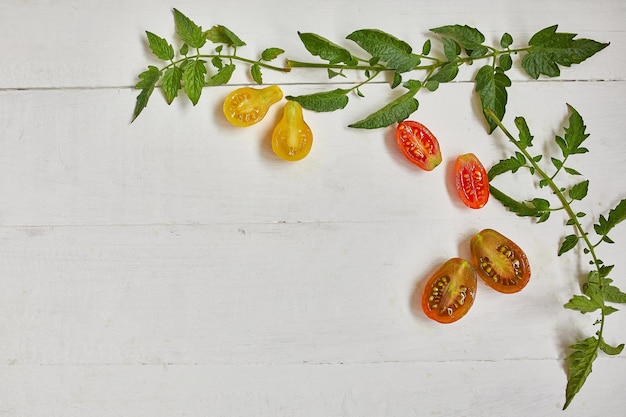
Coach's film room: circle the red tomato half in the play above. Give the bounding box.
[421,258,477,324]
[395,120,442,171]
[454,153,489,209]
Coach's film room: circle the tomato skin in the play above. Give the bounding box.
[470,229,531,294]
[223,85,283,127]
[455,153,490,209]
[395,120,442,171]
[272,101,313,161]
[422,258,477,324]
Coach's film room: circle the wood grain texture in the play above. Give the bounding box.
[1,0,625,416]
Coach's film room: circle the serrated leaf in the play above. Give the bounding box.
[346,29,420,73]
[132,65,162,122]
[206,64,235,86]
[487,156,524,180]
[514,116,534,149]
[182,59,207,105]
[594,199,626,237]
[560,104,590,157]
[431,24,488,57]
[501,33,513,48]
[564,295,601,313]
[599,338,624,355]
[428,62,459,83]
[286,89,350,112]
[173,9,206,49]
[475,65,512,133]
[298,32,357,65]
[211,56,223,69]
[558,234,579,255]
[604,284,626,304]
[261,47,284,61]
[146,31,175,61]
[522,25,609,79]
[206,25,246,47]
[563,336,598,409]
[569,180,589,201]
[162,66,182,104]
[348,80,420,129]
[489,185,543,218]
[442,38,461,61]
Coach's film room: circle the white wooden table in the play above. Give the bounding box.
[1,0,625,416]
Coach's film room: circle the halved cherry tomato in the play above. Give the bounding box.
[455,153,490,209]
[422,258,477,324]
[470,229,531,294]
[395,120,442,171]
[272,101,313,161]
[223,85,283,127]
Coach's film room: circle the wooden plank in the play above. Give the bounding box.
[1,360,625,417]
[0,0,623,88]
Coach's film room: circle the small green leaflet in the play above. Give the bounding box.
[286,89,350,112]
[182,60,207,105]
[206,64,235,86]
[428,62,459,83]
[569,180,589,201]
[298,32,357,65]
[250,64,262,84]
[162,66,182,104]
[173,9,206,49]
[206,24,246,47]
[348,80,420,129]
[146,31,174,61]
[489,185,550,221]
[515,116,534,149]
[563,336,598,409]
[475,65,511,133]
[430,25,489,57]
[132,66,161,122]
[261,47,284,61]
[346,29,420,73]
[594,198,626,239]
[556,105,589,158]
[522,25,609,79]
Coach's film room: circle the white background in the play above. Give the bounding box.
[1,0,625,416]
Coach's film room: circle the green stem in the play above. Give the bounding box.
[163,54,292,73]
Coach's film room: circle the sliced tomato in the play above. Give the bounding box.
[395,120,442,171]
[222,85,283,127]
[470,229,531,294]
[454,153,489,209]
[272,101,313,161]
[422,258,477,324]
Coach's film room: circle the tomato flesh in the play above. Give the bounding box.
[272,101,313,161]
[455,153,489,209]
[422,258,477,324]
[395,120,442,171]
[470,229,531,294]
[223,85,283,127]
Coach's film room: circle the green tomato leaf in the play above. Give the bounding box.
[346,29,420,73]
[173,9,206,49]
[146,31,175,61]
[442,38,461,61]
[599,338,624,355]
[558,104,590,157]
[563,336,598,409]
[514,116,534,149]
[182,59,207,105]
[487,156,524,180]
[431,25,488,57]
[286,89,350,112]
[261,47,284,61]
[569,180,589,201]
[250,64,262,84]
[162,66,182,104]
[348,80,420,129]
[499,54,513,71]
[475,65,512,133]
[489,185,544,218]
[206,64,235,86]
[206,25,246,47]
[521,25,609,79]
[132,65,162,122]
[428,62,459,83]
[594,199,626,239]
[558,234,579,256]
[501,33,514,48]
[564,295,601,313]
[298,32,357,65]
[422,39,432,55]
[603,283,626,304]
